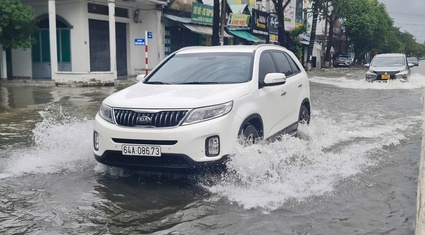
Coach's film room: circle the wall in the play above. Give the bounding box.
[11,49,32,78]
[16,0,165,81]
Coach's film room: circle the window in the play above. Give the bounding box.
[259,52,277,85]
[284,53,300,74]
[271,51,293,76]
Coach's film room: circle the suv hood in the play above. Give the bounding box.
[104,83,251,109]
[369,66,405,73]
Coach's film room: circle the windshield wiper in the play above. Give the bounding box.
[179,82,220,84]
[145,81,170,84]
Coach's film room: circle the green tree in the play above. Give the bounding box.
[397,31,418,56]
[339,0,395,61]
[0,0,37,50]
[290,23,307,60]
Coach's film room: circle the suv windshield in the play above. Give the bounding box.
[145,53,253,84]
[371,56,405,67]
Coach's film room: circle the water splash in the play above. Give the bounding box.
[204,113,418,212]
[0,105,97,178]
[310,72,425,89]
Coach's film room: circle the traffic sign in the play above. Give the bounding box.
[147,32,153,39]
[134,38,145,46]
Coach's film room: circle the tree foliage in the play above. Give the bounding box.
[339,0,425,60]
[0,0,37,50]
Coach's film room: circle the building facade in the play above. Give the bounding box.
[0,0,324,83]
[0,0,166,83]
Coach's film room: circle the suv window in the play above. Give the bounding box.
[271,51,293,76]
[284,53,300,74]
[259,52,277,84]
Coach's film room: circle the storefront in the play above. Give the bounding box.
[164,2,233,55]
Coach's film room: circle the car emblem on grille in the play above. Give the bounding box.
[137,116,151,124]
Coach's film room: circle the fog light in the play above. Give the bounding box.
[93,131,99,151]
[206,136,220,157]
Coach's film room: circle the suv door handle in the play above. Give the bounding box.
[281,91,287,96]
[298,84,302,88]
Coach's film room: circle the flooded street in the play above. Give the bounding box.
[1,65,424,234]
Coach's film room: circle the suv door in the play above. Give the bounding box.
[258,50,296,137]
[270,50,302,130]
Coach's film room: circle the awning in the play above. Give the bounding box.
[182,24,233,38]
[229,4,249,13]
[164,14,192,24]
[228,30,265,43]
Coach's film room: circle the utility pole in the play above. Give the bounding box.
[220,0,226,45]
[212,0,220,46]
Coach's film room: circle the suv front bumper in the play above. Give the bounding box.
[95,151,228,172]
[93,112,242,170]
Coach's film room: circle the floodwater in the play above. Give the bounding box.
[0,65,424,234]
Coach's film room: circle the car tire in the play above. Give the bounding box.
[240,124,260,145]
[298,104,310,125]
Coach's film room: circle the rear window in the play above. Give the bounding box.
[145,53,253,84]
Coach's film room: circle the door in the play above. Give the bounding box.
[32,17,71,79]
[271,51,303,126]
[257,51,285,136]
[89,19,127,76]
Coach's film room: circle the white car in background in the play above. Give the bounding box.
[93,45,311,172]
[365,53,413,82]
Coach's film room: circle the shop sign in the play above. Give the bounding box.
[268,13,278,42]
[227,13,250,30]
[192,3,213,25]
[283,0,295,31]
[251,9,268,36]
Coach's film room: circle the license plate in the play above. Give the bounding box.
[122,145,161,157]
[381,74,390,79]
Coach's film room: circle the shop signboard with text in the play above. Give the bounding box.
[268,13,278,43]
[227,13,250,30]
[251,9,268,36]
[192,2,213,25]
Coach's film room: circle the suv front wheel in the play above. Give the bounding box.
[239,124,261,145]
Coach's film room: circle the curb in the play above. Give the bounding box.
[416,88,425,234]
[0,78,138,88]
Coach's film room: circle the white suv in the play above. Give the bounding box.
[93,45,311,171]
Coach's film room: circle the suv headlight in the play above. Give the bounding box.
[98,104,115,123]
[182,101,233,125]
[365,71,377,80]
[395,70,409,79]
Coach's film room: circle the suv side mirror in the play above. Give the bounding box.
[408,63,414,68]
[364,64,370,68]
[264,73,286,86]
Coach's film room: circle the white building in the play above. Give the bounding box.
[0,0,167,83]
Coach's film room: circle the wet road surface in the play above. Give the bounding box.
[0,65,424,234]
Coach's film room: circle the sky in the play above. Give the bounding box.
[378,0,425,43]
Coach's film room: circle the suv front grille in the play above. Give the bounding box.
[114,109,189,127]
